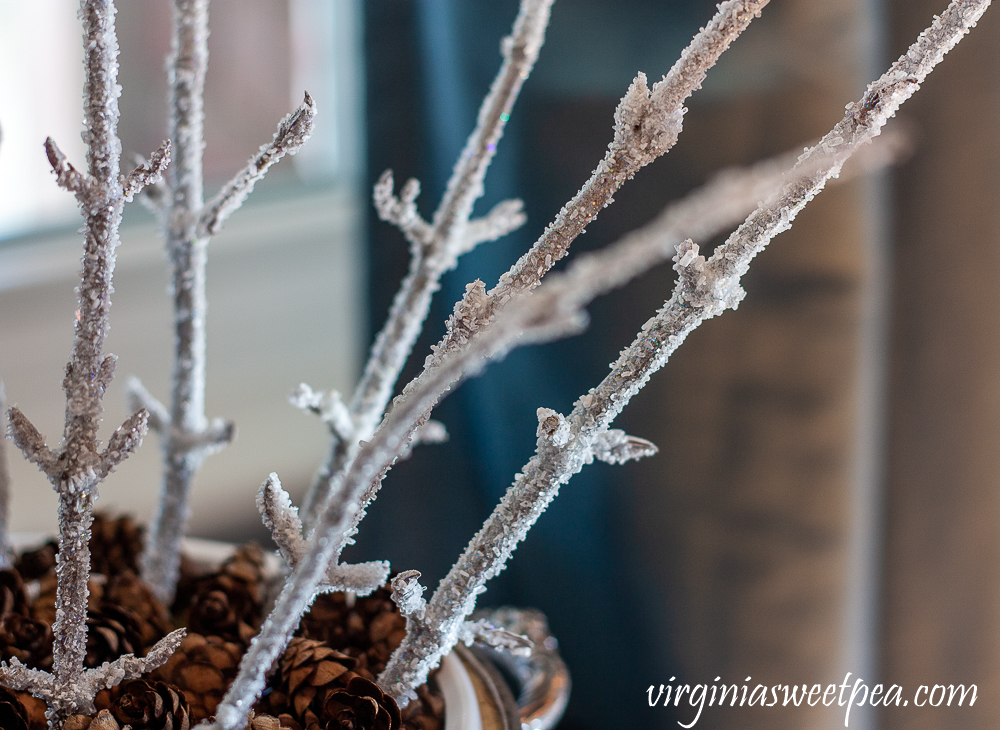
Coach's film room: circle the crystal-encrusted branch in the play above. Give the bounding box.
[138,0,314,603]
[308,0,771,562]
[0,1,163,723]
[256,474,389,595]
[298,0,553,530]
[377,0,992,700]
[0,630,185,721]
[198,93,316,237]
[209,131,826,729]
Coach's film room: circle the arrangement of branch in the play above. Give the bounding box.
[0,0,991,728]
[126,0,315,604]
[0,1,184,724]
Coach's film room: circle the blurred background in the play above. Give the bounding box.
[1,1,998,729]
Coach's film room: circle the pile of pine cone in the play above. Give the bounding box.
[0,515,445,730]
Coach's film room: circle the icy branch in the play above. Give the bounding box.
[377,0,992,701]
[198,92,316,237]
[141,0,309,604]
[398,419,448,460]
[373,171,432,246]
[6,406,61,482]
[256,474,389,596]
[0,386,10,567]
[459,199,527,256]
[95,409,149,479]
[290,383,353,442]
[0,629,184,721]
[591,429,658,465]
[122,140,171,202]
[426,0,769,372]
[299,0,555,531]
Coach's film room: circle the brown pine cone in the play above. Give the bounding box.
[187,545,266,644]
[262,637,357,724]
[150,632,244,722]
[14,691,46,730]
[85,605,144,668]
[299,586,406,677]
[0,613,53,670]
[322,677,401,730]
[89,513,145,577]
[101,680,190,730]
[64,710,122,730]
[104,570,171,650]
[14,541,57,580]
[0,687,30,730]
[0,569,29,619]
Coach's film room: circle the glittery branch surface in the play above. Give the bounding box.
[0,629,185,722]
[298,0,554,531]
[376,0,993,702]
[139,0,312,604]
[304,0,771,568]
[0,0,166,723]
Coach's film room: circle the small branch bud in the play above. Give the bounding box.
[390,571,427,618]
[122,140,172,202]
[97,409,149,479]
[590,429,658,465]
[44,137,89,201]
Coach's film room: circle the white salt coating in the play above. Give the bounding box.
[139,0,312,604]
[257,474,389,596]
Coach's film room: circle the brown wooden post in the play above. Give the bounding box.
[626,2,878,727]
[880,2,1000,728]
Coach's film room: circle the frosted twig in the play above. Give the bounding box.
[140,0,310,603]
[303,0,770,549]
[257,474,389,596]
[0,1,160,723]
[198,92,316,237]
[225,130,822,725]
[424,0,770,374]
[0,629,184,721]
[0,385,11,567]
[457,620,534,655]
[122,140,171,202]
[377,0,992,701]
[299,0,554,530]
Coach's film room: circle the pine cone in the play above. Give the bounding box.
[0,613,53,670]
[104,570,171,650]
[322,677,401,730]
[299,586,406,677]
[102,680,191,730]
[0,687,30,730]
[150,632,244,722]
[64,710,122,730]
[188,545,266,644]
[263,637,356,724]
[14,541,57,580]
[0,569,28,619]
[85,604,143,668]
[89,513,145,576]
[14,691,46,730]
